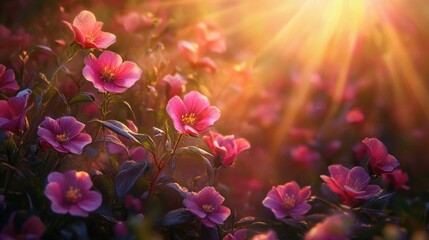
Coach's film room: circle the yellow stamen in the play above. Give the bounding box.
[66,186,82,203]
[181,113,197,125]
[100,67,115,83]
[202,204,215,213]
[56,133,69,144]
[283,194,296,209]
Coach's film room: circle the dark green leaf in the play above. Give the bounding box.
[115,160,148,198]
[60,222,90,240]
[176,146,214,185]
[92,174,115,200]
[157,208,194,226]
[69,92,95,105]
[28,45,56,55]
[176,146,213,158]
[109,97,136,121]
[133,133,156,152]
[94,120,140,143]
[164,182,189,198]
[201,225,219,240]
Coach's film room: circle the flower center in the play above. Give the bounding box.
[181,113,197,125]
[56,133,69,144]
[66,186,82,203]
[283,194,296,209]
[100,67,116,83]
[202,204,215,213]
[85,33,96,43]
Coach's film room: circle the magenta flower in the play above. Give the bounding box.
[0,90,31,133]
[320,165,381,206]
[44,170,102,217]
[166,91,220,136]
[0,64,19,94]
[290,145,321,165]
[37,116,92,155]
[223,229,247,240]
[346,108,365,124]
[203,131,250,166]
[305,214,351,240]
[183,186,231,228]
[362,137,400,175]
[83,51,142,93]
[262,181,311,220]
[162,73,187,99]
[382,169,410,190]
[63,10,116,49]
[0,212,45,240]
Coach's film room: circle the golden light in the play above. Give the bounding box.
[192,0,429,153]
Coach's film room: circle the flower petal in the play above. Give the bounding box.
[78,191,102,211]
[183,91,210,115]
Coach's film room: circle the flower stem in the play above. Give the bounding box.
[312,196,343,211]
[142,133,183,213]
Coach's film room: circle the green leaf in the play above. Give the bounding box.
[94,119,140,144]
[176,146,214,185]
[133,133,156,152]
[109,97,137,121]
[157,208,194,226]
[92,174,115,200]
[28,45,56,56]
[164,182,189,198]
[175,146,213,158]
[115,160,148,198]
[69,92,95,105]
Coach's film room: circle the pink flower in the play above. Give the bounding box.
[118,12,154,33]
[177,41,199,63]
[195,22,226,54]
[162,73,187,99]
[305,214,351,240]
[0,212,45,240]
[223,229,247,240]
[183,186,231,228]
[346,108,365,124]
[290,145,321,165]
[0,90,31,133]
[44,170,102,217]
[362,137,400,175]
[63,10,116,49]
[262,181,311,220]
[37,116,92,155]
[203,131,250,166]
[0,64,19,94]
[177,41,218,73]
[166,91,220,136]
[320,165,381,206]
[83,51,142,93]
[382,169,410,190]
